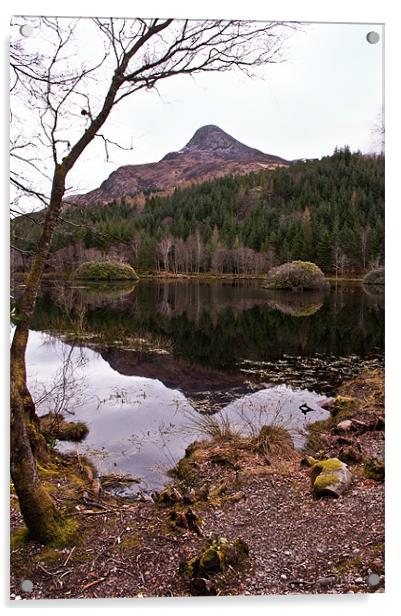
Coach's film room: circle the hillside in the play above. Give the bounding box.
[68,125,289,207]
[11,148,384,275]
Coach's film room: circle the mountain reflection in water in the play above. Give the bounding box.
[19,279,383,496]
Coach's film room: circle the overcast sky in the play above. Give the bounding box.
[12,19,384,197]
[66,20,383,194]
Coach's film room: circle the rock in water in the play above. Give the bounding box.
[310,458,352,497]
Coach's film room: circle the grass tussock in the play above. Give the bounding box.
[185,412,240,442]
[39,413,89,443]
[255,424,296,458]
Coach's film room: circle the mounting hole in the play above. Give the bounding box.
[20,579,33,593]
[367,573,380,587]
[19,24,34,38]
[366,31,380,44]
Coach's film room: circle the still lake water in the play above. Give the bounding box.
[23,279,384,496]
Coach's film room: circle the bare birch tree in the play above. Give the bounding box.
[10,15,294,542]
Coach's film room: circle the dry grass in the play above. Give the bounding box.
[184,411,240,442]
[254,424,296,458]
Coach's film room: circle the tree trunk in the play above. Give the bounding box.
[11,166,67,409]
[10,382,75,544]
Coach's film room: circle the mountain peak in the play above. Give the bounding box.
[161,124,281,163]
[70,125,289,206]
[185,124,235,149]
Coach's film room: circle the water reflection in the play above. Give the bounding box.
[26,280,384,395]
[26,330,329,496]
[19,280,384,496]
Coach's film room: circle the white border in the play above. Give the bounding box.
[1,1,399,614]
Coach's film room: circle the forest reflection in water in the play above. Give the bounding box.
[20,279,383,496]
[28,279,384,393]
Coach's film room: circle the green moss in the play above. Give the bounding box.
[75,260,139,281]
[330,395,358,418]
[208,482,227,499]
[36,461,60,477]
[11,526,30,549]
[314,458,343,472]
[314,472,340,490]
[45,518,79,548]
[18,500,79,547]
[305,456,319,466]
[199,546,225,574]
[179,555,198,577]
[363,457,385,482]
[179,536,249,579]
[33,547,62,564]
[168,457,198,483]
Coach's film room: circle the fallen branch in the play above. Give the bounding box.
[71,509,118,516]
[81,577,106,591]
[63,546,75,566]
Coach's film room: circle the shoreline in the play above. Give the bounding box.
[10,369,384,599]
[12,271,366,284]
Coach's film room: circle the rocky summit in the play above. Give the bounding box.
[69,125,289,206]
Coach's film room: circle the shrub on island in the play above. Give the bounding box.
[74,260,139,281]
[264,261,329,290]
[362,267,384,285]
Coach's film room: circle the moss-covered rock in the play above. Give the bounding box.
[330,396,358,418]
[362,268,385,285]
[179,535,249,579]
[363,457,385,482]
[264,261,330,290]
[310,458,352,497]
[74,260,139,281]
